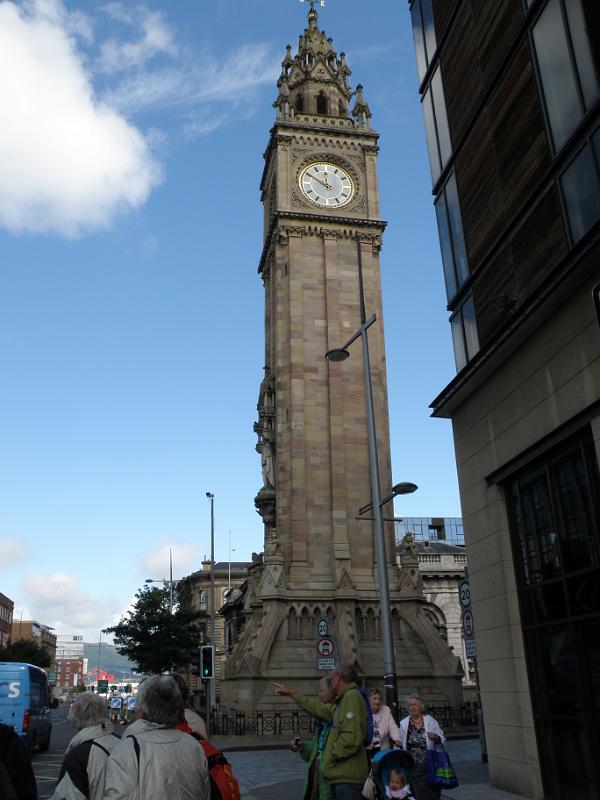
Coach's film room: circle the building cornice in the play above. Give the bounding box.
[257,213,387,276]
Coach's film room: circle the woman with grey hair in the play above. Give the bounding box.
[289,676,335,800]
[399,696,445,800]
[103,676,209,800]
[51,692,119,800]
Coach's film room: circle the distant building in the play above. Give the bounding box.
[181,560,252,705]
[55,634,84,661]
[10,620,57,663]
[56,658,84,692]
[0,593,14,648]
[395,517,464,546]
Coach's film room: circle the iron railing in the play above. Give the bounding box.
[209,703,478,736]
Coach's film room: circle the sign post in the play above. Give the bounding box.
[315,616,335,671]
[461,570,487,763]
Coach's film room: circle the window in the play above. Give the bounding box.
[317,91,328,115]
[506,430,600,797]
[450,295,479,371]
[532,0,600,152]
[435,171,469,300]
[560,134,600,244]
[410,0,437,84]
[422,66,452,185]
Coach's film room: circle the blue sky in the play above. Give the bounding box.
[0,0,460,640]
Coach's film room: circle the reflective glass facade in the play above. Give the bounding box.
[395,516,464,546]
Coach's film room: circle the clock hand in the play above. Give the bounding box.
[310,173,331,190]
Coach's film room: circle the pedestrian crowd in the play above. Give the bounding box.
[0,672,239,800]
[1,664,451,800]
[275,661,447,800]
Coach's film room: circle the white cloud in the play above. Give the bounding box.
[97,4,177,74]
[0,537,29,568]
[21,570,121,640]
[103,42,280,120]
[0,0,162,237]
[140,539,204,580]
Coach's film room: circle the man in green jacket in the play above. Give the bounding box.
[275,662,369,800]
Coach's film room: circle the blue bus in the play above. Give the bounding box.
[0,662,52,753]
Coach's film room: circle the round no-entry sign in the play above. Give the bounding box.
[317,638,335,657]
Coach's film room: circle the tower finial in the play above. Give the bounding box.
[300,0,325,22]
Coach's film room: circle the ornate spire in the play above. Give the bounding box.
[274,1,361,122]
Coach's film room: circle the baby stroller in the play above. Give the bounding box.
[371,748,418,800]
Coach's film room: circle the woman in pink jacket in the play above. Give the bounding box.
[366,689,401,756]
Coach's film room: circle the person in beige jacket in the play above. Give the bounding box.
[103,676,209,800]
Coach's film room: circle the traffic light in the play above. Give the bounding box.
[201,645,214,679]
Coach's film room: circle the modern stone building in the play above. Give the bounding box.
[222,2,463,712]
[408,0,600,796]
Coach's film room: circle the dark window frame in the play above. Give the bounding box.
[450,293,480,372]
[557,126,600,245]
[529,0,600,154]
[435,170,470,303]
[409,0,438,86]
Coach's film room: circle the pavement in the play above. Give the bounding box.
[212,736,532,800]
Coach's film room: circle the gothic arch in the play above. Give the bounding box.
[316,91,329,114]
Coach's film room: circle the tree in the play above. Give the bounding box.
[103,583,206,675]
[0,639,52,669]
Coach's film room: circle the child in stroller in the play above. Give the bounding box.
[371,749,417,800]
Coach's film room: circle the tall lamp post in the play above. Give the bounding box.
[145,548,179,613]
[206,492,216,712]
[325,251,417,717]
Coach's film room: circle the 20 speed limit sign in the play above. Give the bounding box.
[458,579,471,609]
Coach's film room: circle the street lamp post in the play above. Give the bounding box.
[145,548,179,612]
[325,250,417,718]
[206,492,216,713]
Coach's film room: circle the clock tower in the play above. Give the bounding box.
[223,2,462,710]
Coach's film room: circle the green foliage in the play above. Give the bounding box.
[103,583,206,675]
[0,639,52,669]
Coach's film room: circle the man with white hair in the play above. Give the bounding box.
[51,692,119,800]
[103,675,209,800]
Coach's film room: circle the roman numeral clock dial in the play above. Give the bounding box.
[299,162,354,208]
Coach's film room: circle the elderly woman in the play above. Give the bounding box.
[51,692,119,800]
[367,688,401,756]
[103,675,209,800]
[289,676,335,800]
[399,696,445,800]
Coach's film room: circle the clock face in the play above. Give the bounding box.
[299,162,355,208]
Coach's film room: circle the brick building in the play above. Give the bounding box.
[0,593,14,648]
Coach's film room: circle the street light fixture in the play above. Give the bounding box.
[325,250,415,718]
[358,482,418,517]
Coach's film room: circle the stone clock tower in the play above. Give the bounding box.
[223,2,462,710]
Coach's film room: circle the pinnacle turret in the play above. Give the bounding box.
[273,5,370,128]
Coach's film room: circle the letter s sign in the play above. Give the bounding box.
[0,681,20,698]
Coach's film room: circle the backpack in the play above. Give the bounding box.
[0,727,18,800]
[189,732,241,800]
[358,686,374,746]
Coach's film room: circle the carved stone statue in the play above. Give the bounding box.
[261,441,276,489]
